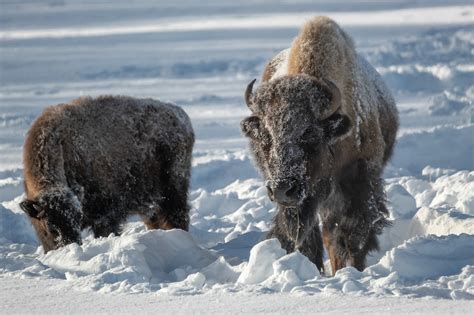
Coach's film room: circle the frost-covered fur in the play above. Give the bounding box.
[241,17,398,274]
[20,96,194,252]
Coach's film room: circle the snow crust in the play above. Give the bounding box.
[1,159,473,299]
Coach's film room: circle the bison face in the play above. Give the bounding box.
[241,75,351,208]
[20,188,83,252]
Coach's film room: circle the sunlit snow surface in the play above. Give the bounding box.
[0,0,473,309]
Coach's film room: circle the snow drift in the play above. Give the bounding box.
[1,150,473,299]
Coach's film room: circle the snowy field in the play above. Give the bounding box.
[0,0,473,313]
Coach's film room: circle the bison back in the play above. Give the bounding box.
[23,95,194,205]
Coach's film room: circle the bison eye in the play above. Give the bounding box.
[298,126,319,144]
[321,113,352,141]
[241,116,271,142]
[241,116,273,149]
[241,116,260,138]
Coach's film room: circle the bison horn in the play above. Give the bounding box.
[245,78,257,110]
[321,79,342,119]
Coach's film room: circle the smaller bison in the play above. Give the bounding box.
[241,17,398,274]
[20,96,194,252]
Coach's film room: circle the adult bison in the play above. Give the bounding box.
[20,96,194,252]
[241,17,398,274]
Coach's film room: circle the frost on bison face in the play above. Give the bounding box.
[241,16,398,275]
[20,188,83,252]
[242,75,350,209]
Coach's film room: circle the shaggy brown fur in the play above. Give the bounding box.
[20,95,194,252]
[242,16,398,274]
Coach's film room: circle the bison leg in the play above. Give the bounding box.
[268,206,324,273]
[323,160,389,275]
[267,225,296,255]
[323,222,380,274]
[268,225,324,273]
[161,194,189,231]
[151,144,192,231]
[142,208,175,230]
[322,225,345,275]
[298,226,324,273]
[151,176,190,231]
[164,172,191,230]
[91,218,122,238]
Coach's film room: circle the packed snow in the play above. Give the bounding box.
[0,0,473,312]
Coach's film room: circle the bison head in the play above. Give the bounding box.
[20,187,83,252]
[241,74,352,209]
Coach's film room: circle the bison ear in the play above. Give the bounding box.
[321,112,351,141]
[20,200,42,218]
[241,116,261,139]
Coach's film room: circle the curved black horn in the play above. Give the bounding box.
[245,78,257,109]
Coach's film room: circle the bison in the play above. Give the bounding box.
[241,17,398,274]
[20,96,194,252]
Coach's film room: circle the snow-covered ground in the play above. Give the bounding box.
[0,0,473,312]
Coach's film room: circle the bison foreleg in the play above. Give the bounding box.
[142,208,175,230]
[267,223,296,255]
[298,226,324,273]
[91,216,122,238]
[322,221,379,275]
[143,193,189,231]
[154,185,190,231]
[323,160,390,275]
[268,225,324,273]
[146,142,192,232]
[322,224,343,275]
[268,203,324,273]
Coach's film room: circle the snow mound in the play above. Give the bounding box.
[238,239,320,292]
[368,234,474,281]
[410,206,474,237]
[391,125,474,174]
[428,93,471,116]
[190,177,274,247]
[237,235,474,299]
[238,239,286,285]
[428,170,474,215]
[39,227,217,293]
[376,170,474,263]
[0,159,473,299]
[0,204,37,245]
[386,183,417,219]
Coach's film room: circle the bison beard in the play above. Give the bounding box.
[241,16,397,275]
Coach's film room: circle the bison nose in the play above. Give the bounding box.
[272,180,301,206]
